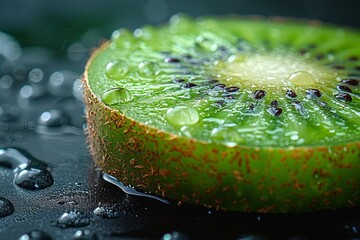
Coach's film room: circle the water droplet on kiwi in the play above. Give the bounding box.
[288,71,316,86]
[111,28,134,48]
[56,211,90,228]
[105,60,128,80]
[138,61,160,76]
[18,230,52,240]
[165,106,199,126]
[227,54,246,63]
[101,88,133,106]
[0,196,15,218]
[290,134,299,141]
[195,36,217,52]
[210,127,244,147]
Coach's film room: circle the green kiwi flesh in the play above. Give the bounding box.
[83,15,360,212]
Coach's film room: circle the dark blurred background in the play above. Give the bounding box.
[0,0,359,55]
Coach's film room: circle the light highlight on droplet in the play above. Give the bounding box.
[138,61,161,77]
[210,127,244,147]
[101,88,133,106]
[165,106,199,126]
[105,60,128,80]
[288,71,316,86]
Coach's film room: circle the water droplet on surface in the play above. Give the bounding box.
[38,109,69,128]
[18,230,52,240]
[56,211,91,228]
[101,88,133,106]
[72,78,83,101]
[93,205,123,218]
[102,173,170,204]
[237,234,267,240]
[28,68,44,83]
[162,231,190,240]
[0,147,31,170]
[288,71,316,86]
[73,229,97,240]
[48,71,80,97]
[67,42,86,61]
[0,148,53,190]
[0,31,22,61]
[0,196,15,217]
[19,84,46,99]
[165,106,199,126]
[105,60,128,80]
[0,74,14,90]
[14,167,53,190]
[138,61,160,76]
[210,127,244,147]
[0,104,20,122]
[13,65,28,81]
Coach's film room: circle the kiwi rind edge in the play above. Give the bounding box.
[83,24,360,213]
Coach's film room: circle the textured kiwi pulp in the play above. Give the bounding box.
[84,16,360,212]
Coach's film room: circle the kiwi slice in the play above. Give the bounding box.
[83,15,360,213]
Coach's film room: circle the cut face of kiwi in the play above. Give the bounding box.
[83,15,360,213]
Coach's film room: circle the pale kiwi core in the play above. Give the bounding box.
[217,52,333,89]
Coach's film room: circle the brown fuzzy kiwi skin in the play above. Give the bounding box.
[83,42,360,213]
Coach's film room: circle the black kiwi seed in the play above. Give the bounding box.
[341,78,359,86]
[299,49,307,55]
[286,89,297,98]
[335,93,353,102]
[292,100,308,117]
[332,65,346,70]
[217,46,228,52]
[317,101,328,108]
[213,84,226,89]
[355,66,360,71]
[270,100,279,108]
[223,94,235,100]
[225,86,240,92]
[306,88,322,98]
[337,85,353,93]
[316,54,324,60]
[182,54,193,59]
[252,90,266,99]
[181,83,197,88]
[165,57,181,63]
[267,107,283,117]
[173,78,186,83]
[214,99,226,108]
[348,56,359,61]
